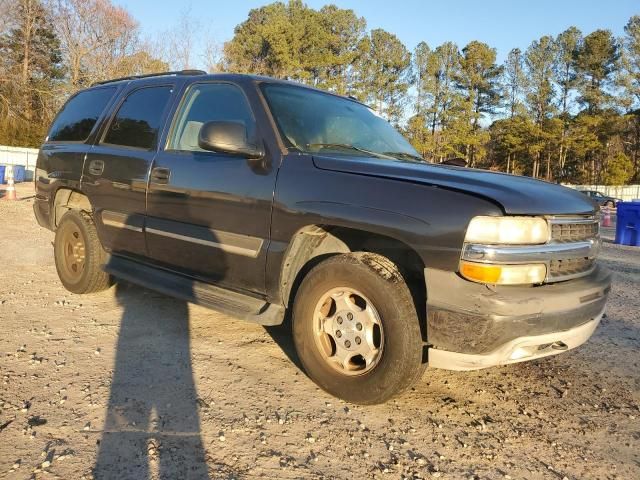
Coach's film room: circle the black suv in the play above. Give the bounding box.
[34,71,611,404]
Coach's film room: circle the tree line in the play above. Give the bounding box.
[2,0,640,185]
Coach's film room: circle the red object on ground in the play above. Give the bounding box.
[3,166,17,201]
[602,206,612,227]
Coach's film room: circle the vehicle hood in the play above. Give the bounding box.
[312,155,598,215]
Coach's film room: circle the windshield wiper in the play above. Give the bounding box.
[307,143,397,160]
[382,151,425,162]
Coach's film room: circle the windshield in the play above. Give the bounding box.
[261,83,423,162]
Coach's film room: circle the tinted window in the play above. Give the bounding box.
[168,83,255,152]
[48,87,116,142]
[103,86,173,149]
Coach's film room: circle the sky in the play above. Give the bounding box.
[116,0,639,67]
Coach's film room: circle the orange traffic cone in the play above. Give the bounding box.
[3,165,17,201]
[602,205,612,227]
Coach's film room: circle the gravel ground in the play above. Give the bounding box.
[1,183,639,480]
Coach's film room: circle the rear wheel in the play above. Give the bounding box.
[54,210,112,294]
[292,252,425,404]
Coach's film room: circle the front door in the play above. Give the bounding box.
[145,81,278,294]
[82,84,175,258]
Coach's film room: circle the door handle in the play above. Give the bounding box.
[88,159,104,176]
[151,167,171,184]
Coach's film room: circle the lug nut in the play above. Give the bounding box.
[344,340,351,348]
[336,330,342,338]
[356,323,363,331]
[337,316,343,324]
[355,337,361,345]
[347,313,353,320]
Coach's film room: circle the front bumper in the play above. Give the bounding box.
[425,265,611,370]
[429,310,603,370]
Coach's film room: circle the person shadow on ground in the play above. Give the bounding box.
[93,282,210,479]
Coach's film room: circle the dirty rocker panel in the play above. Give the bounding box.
[104,255,284,325]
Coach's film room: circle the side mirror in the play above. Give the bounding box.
[198,121,263,159]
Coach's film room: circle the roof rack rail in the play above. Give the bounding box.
[92,69,207,86]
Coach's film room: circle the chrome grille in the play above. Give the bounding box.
[550,220,599,243]
[549,257,594,278]
[547,216,599,282]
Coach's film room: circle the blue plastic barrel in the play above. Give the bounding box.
[11,165,26,182]
[0,165,5,184]
[615,201,640,247]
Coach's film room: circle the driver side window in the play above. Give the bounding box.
[168,83,255,152]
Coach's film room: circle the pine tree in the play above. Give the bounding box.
[554,27,582,177]
[525,36,558,178]
[575,29,620,113]
[503,48,527,118]
[354,28,411,125]
[0,0,63,145]
[456,41,503,166]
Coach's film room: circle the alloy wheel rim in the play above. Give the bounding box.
[61,225,86,280]
[312,287,384,376]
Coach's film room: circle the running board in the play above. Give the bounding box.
[104,256,285,326]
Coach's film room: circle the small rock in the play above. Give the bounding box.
[41,460,51,468]
[27,416,47,427]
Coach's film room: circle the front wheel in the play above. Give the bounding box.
[292,253,425,404]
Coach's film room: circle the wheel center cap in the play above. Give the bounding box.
[333,310,363,351]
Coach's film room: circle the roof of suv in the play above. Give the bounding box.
[91,70,314,89]
[89,70,366,105]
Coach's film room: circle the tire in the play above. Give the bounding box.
[54,210,113,294]
[292,252,425,404]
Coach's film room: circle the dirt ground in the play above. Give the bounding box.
[1,183,639,480]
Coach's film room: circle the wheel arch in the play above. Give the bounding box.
[279,224,428,342]
[52,188,92,228]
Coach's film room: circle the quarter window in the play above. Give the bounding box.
[103,86,173,149]
[48,87,116,142]
[168,83,255,152]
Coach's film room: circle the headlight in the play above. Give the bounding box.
[460,261,547,285]
[464,216,549,245]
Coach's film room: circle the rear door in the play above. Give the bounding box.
[82,83,175,258]
[145,81,278,294]
[37,86,118,217]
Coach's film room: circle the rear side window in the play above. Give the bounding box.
[103,86,173,150]
[47,87,116,142]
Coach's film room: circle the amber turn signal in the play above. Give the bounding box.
[459,261,546,285]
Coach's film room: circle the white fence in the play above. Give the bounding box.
[0,145,39,181]
[565,184,640,202]
[1,143,639,199]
